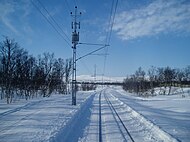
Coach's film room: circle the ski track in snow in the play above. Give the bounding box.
[0,88,188,142]
[0,92,92,142]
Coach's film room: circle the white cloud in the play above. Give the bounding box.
[0,0,32,35]
[113,0,190,40]
[0,2,19,34]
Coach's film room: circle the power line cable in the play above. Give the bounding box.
[37,0,71,42]
[30,0,71,48]
[31,0,92,80]
[37,0,91,76]
[106,0,115,44]
[79,42,108,46]
[107,0,118,45]
[102,0,115,82]
[76,45,108,61]
[102,0,119,82]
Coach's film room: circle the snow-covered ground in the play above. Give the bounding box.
[0,92,93,142]
[112,87,190,142]
[81,91,178,142]
[0,87,189,142]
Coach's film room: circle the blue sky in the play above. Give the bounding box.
[0,0,190,77]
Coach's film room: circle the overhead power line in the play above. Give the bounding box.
[107,0,119,45]
[30,0,71,47]
[102,0,119,83]
[31,0,93,90]
[79,42,108,46]
[106,0,115,44]
[37,0,71,42]
[76,45,109,61]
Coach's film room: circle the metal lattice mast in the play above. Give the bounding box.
[71,6,81,105]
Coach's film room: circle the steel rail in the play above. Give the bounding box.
[99,92,102,142]
[104,93,135,142]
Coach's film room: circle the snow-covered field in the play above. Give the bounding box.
[113,87,190,142]
[0,92,93,142]
[0,87,189,142]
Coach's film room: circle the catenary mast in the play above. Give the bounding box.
[71,6,81,105]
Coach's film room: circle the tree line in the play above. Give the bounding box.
[123,66,190,96]
[0,37,72,104]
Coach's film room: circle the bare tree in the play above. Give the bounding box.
[184,66,190,81]
[164,67,175,95]
[0,37,21,103]
[135,67,146,95]
[40,52,55,97]
[51,58,66,93]
[148,66,158,94]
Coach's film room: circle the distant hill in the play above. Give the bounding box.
[76,75,124,83]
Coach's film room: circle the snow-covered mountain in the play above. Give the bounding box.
[76,75,124,83]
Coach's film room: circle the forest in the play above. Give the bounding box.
[123,66,190,96]
[1,37,190,103]
[0,37,72,104]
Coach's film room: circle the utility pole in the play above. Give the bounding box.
[94,64,96,83]
[71,6,81,105]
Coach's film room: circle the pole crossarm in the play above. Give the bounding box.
[76,45,109,61]
[79,42,108,46]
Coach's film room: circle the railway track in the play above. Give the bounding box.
[99,92,103,142]
[98,90,135,142]
[1,89,179,142]
[97,89,179,142]
[104,92,135,142]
